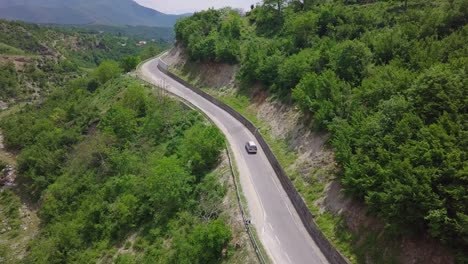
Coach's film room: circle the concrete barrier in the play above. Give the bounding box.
[157,59,350,264]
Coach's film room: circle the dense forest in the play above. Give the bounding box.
[0,21,242,263]
[174,0,468,259]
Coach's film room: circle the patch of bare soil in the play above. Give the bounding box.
[162,44,188,68]
[0,130,40,262]
[100,233,138,264]
[255,94,336,178]
[0,55,33,71]
[0,101,8,111]
[0,165,16,188]
[0,202,40,263]
[0,131,17,185]
[163,45,239,89]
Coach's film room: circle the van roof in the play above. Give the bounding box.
[248,141,256,146]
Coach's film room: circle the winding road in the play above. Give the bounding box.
[138,57,329,264]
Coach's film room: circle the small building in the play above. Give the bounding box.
[136,41,147,46]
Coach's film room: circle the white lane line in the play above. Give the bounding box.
[274,235,281,246]
[285,253,292,264]
[268,223,274,231]
[285,202,294,218]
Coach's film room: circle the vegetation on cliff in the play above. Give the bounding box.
[175,0,468,258]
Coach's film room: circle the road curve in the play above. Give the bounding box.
[138,57,329,264]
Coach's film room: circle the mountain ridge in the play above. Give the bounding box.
[0,0,188,27]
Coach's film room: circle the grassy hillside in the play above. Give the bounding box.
[0,20,168,67]
[1,73,235,263]
[0,20,167,101]
[174,0,467,261]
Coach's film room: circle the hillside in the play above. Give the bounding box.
[173,1,467,263]
[0,19,168,103]
[0,21,256,263]
[0,0,188,27]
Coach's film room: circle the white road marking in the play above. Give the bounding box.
[274,235,281,246]
[285,202,294,218]
[268,223,274,231]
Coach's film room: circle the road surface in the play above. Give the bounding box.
[138,57,329,264]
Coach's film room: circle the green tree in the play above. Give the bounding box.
[276,48,322,91]
[408,64,466,124]
[0,62,18,99]
[171,219,232,264]
[93,60,122,84]
[284,11,318,48]
[121,84,149,117]
[120,56,141,73]
[251,2,285,35]
[215,37,239,63]
[101,105,137,141]
[355,63,415,109]
[332,40,372,85]
[191,220,232,263]
[263,0,288,14]
[144,157,193,220]
[140,44,162,60]
[293,70,351,128]
[178,124,225,178]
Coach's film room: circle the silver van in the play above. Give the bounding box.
[245,141,258,154]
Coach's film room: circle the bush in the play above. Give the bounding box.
[276,48,322,92]
[331,40,372,85]
[93,60,122,84]
[120,56,141,73]
[293,70,351,128]
[178,124,225,178]
[171,219,232,264]
[101,105,137,141]
[0,62,18,99]
[175,9,241,63]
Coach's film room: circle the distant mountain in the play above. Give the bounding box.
[0,0,189,27]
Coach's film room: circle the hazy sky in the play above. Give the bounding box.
[135,0,257,14]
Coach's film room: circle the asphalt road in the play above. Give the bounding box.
[139,57,329,264]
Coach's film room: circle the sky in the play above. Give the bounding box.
[135,0,257,14]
